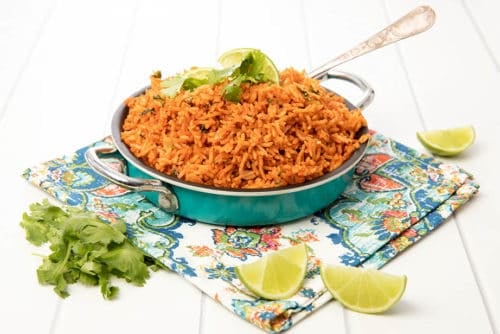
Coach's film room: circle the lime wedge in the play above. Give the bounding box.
[416,125,475,156]
[161,67,215,97]
[217,48,280,83]
[184,67,213,79]
[235,243,308,300]
[321,264,407,314]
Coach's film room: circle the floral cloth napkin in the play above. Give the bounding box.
[23,132,479,333]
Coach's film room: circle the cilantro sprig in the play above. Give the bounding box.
[20,200,157,299]
[160,50,277,102]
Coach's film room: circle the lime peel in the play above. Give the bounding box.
[217,47,280,84]
[235,243,408,314]
[320,264,407,314]
[235,243,308,300]
[416,125,475,156]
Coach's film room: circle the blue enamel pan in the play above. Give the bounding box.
[85,71,374,226]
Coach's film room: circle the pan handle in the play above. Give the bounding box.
[322,70,375,110]
[84,146,179,212]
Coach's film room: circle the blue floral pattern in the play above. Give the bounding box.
[23,132,479,333]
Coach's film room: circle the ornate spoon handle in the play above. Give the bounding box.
[308,6,436,79]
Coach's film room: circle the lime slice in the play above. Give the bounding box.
[217,48,280,83]
[218,48,256,67]
[416,125,475,156]
[161,68,215,97]
[235,243,308,300]
[184,67,213,79]
[321,264,407,314]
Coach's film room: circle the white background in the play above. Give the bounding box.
[0,0,498,333]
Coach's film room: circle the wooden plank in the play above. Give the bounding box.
[52,271,202,334]
[0,1,202,334]
[217,0,311,70]
[0,0,56,120]
[201,295,263,334]
[200,0,347,332]
[0,2,60,334]
[202,294,347,334]
[109,0,222,131]
[304,0,424,147]
[0,184,61,334]
[2,0,497,333]
[34,1,210,333]
[306,0,494,333]
[347,222,493,333]
[0,0,140,164]
[463,0,500,71]
[103,0,224,329]
[384,0,498,332]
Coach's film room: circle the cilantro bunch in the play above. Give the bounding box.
[20,200,155,299]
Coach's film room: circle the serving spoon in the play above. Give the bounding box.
[308,5,436,79]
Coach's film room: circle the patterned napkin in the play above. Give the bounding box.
[23,132,479,333]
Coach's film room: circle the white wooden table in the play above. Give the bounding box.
[1,0,498,333]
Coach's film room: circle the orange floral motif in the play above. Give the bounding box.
[391,236,411,252]
[92,183,129,197]
[95,210,120,224]
[383,210,408,218]
[253,226,281,251]
[401,228,418,238]
[289,228,319,245]
[382,217,407,234]
[389,192,406,208]
[188,245,214,257]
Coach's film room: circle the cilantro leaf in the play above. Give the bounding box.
[181,77,209,91]
[19,212,49,246]
[20,200,159,299]
[98,268,118,300]
[159,49,277,102]
[222,76,244,102]
[98,242,150,285]
[221,51,273,102]
[62,214,125,246]
[36,241,74,298]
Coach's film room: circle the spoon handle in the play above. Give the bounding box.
[308,6,436,79]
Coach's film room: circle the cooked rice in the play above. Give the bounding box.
[121,68,369,189]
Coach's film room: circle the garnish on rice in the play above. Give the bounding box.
[121,49,369,189]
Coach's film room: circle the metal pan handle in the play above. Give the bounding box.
[321,70,374,110]
[84,146,179,212]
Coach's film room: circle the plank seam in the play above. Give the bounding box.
[0,0,58,126]
[214,0,223,60]
[342,305,350,334]
[102,0,140,137]
[453,214,498,334]
[382,3,497,330]
[300,0,312,71]
[381,1,427,131]
[461,0,500,72]
[198,293,206,334]
[48,299,62,334]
